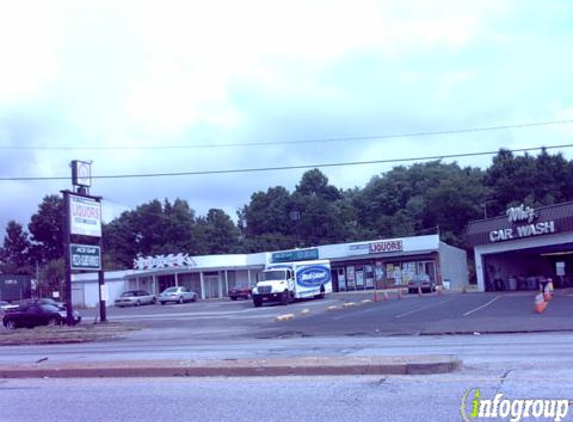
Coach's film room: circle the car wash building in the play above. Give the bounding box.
[467,202,573,292]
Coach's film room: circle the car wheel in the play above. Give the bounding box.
[230,296,237,301]
[178,296,184,304]
[4,319,16,330]
[160,302,166,305]
[192,296,197,302]
[253,297,262,308]
[135,300,141,307]
[48,317,59,326]
[152,297,157,304]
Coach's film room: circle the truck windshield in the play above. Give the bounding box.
[261,270,287,281]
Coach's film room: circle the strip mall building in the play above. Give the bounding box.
[467,202,573,292]
[72,234,468,307]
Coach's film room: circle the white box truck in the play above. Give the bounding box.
[251,260,332,307]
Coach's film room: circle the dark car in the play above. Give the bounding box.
[228,285,252,300]
[407,274,436,294]
[3,303,81,330]
[21,298,66,310]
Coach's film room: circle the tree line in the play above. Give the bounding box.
[2,148,572,284]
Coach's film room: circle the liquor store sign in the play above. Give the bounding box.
[70,244,101,271]
[69,194,102,237]
[369,239,404,254]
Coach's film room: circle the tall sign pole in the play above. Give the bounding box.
[62,190,74,325]
[63,160,107,324]
[98,232,107,322]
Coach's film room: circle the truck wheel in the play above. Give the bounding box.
[281,291,289,305]
[253,297,262,308]
[318,285,326,299]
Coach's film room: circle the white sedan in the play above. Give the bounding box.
[114,290,157,307]
[158,287,198,305]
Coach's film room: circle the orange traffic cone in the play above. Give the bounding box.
[383,291,390,301]
[437,285,444,296]
[373,290,379,302]
[534,293,547,314]
[397,289,403,299]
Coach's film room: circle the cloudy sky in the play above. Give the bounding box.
[1,0,573,232]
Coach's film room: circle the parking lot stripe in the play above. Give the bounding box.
[394,298,452,319]
[462,295,501,317]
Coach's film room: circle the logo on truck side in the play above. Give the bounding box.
[297,266,331,287]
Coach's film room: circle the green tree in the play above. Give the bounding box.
[0,220,32,275]
[238,186,297,252]
[290,169,351,246]
[28,195,64,263]
[104,198,200,268]
[195,209,241,254]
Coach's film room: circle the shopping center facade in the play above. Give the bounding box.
[72,234,468,307]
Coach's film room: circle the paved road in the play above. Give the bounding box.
[3,368,573,422]
[261,291,573,337]
[79,290,573,339]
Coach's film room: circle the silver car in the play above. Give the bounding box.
[115,290,157,307]
[158,286,198,305]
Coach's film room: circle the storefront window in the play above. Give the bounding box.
[346,266,356,290]
[337,268,346,291]
[375,261,385,289]
[355,265,364,289]
[402,262,416,285]
[364,265,374,289]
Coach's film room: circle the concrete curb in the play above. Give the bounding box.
[0,355,461,378]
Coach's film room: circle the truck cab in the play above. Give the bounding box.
[252,267,294,307]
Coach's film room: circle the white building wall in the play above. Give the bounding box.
[438,242,468,291]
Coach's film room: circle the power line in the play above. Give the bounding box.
[1,119,573,151]
[1,143,571,182]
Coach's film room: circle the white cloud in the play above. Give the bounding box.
[3,0,573,234]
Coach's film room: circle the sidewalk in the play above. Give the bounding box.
[0,355,461,378]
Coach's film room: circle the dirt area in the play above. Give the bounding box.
[0,323,139,346]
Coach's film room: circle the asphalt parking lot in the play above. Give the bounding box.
[79,289,573,339]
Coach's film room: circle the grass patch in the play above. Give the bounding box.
[0,322,139,346]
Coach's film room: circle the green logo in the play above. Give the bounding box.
[460,388,571,422]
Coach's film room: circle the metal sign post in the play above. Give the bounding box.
[63,160,107,323]
[62,190,74,326]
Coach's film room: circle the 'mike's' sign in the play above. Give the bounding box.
[489,204,557,243]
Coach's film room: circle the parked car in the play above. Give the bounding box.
[158,286,198,305]
[407,274,435,294]
[21,298,66,310]
[3,303,81,330]
[115,290,156,307]
[228,284,252,300]
[0,301,19,312]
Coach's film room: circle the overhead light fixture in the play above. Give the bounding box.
[540,251,573,257]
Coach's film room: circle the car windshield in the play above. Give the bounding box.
[40,304,60,312]
[163,287,178,293]
[261,270,287,281]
